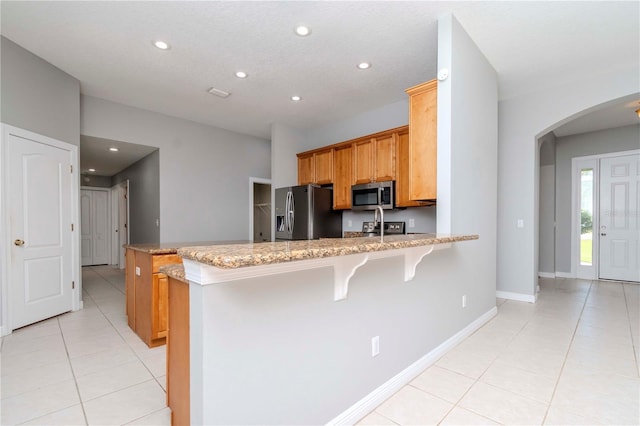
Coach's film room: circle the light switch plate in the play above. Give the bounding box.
[517,219,524,228]
[135,266,141,276]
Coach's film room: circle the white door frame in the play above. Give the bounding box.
[571,149,640,280]
[249,177,272,242]
[0,124,81,336]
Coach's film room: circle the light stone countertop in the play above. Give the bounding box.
[178,234,478,269]
[160,263,187,282]
[124,240,250,255]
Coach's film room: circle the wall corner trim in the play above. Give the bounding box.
[496,290,536,303]
[326,306,498,425]
[538,272,556,278]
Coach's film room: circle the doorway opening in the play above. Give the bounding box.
[250,178,272,242]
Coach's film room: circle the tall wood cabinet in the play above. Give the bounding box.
[405,79,437,201]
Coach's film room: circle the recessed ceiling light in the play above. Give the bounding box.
[291,95,302,101]
[357,62,371,70]
[294,26,311,37]
[153,40,170,50]
[235,71,248,78]
[109,147,119,152]
[88,168,96,172]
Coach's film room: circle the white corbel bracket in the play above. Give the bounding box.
[333,253,369,301]
[403,245,435,281]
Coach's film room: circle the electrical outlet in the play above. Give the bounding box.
[462,294,467,308]
[517,219,524,228]
[408,218,415,228]
[371,336,380,357]
[348,220,353,227]
[135,266,141,276]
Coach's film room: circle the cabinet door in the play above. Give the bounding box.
[314,149,334,184]
[407,80,437,200]
[333,145,353,209]
[298,154,314,185]
[374,134,396,182]
[152,273,169,339]
[395,130,422,207]
[353,140,374,184]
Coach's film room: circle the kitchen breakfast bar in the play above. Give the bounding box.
[161,234,488,425]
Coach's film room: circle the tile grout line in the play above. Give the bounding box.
[434,298,529,425]
[66,267,168,424]
[540,279,593,425]
[56,315,90,426]
[85,267,168,398]
[621,283,640,378]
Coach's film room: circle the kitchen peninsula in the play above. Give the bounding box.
[164,233,484,425]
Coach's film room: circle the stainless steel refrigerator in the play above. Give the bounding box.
[275,185,342,240]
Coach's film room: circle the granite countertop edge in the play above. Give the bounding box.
[177,234,478,270]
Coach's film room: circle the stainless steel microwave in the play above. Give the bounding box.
[351,181,395,210]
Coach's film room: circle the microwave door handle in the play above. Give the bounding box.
[379,187,384,205]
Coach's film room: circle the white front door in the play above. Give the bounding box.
[7,132,74,329]
[599,154,639,282]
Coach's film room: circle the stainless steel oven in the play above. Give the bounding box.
[351,181,395,210]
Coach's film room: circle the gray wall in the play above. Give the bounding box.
[81,95,271,243]
[554,124,640,273]
[80,174,112,188]
[112,150,160,244]
[538,133,556,274]
[1,37,80,145]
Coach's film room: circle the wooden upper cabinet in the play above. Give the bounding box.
[406,79,437,201]
[297,153,314,185]
[333,145,353,210]
[353,139,374,184]
[374,134,396,182]
[314,149,334,184]
[297,149,333,185]
[395,129,422,207]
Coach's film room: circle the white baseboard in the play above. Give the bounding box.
[538,272,555,278]
[327,306,498,426]
[555,271,575,278]
[496,290,536,303]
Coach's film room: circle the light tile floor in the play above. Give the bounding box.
[1,269,639,425]
[359,278,640,425]
[1,266,170,426]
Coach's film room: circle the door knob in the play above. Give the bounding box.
[14,239,25,246]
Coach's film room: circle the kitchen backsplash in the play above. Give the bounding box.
[342,206,436,234]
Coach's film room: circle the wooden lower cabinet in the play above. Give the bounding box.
[125,248,181,347]
[167,275,190,426]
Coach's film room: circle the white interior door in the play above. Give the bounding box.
[599,154,639,282]
[80,189,110,266]
[81,190,93,265]
[8,133,73,329]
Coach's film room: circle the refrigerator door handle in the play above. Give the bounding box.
[288,191,295,234]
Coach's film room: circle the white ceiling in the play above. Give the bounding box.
[1,1,639,144]
[80,135,157,176]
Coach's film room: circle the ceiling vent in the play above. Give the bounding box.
[207,87,230,98]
